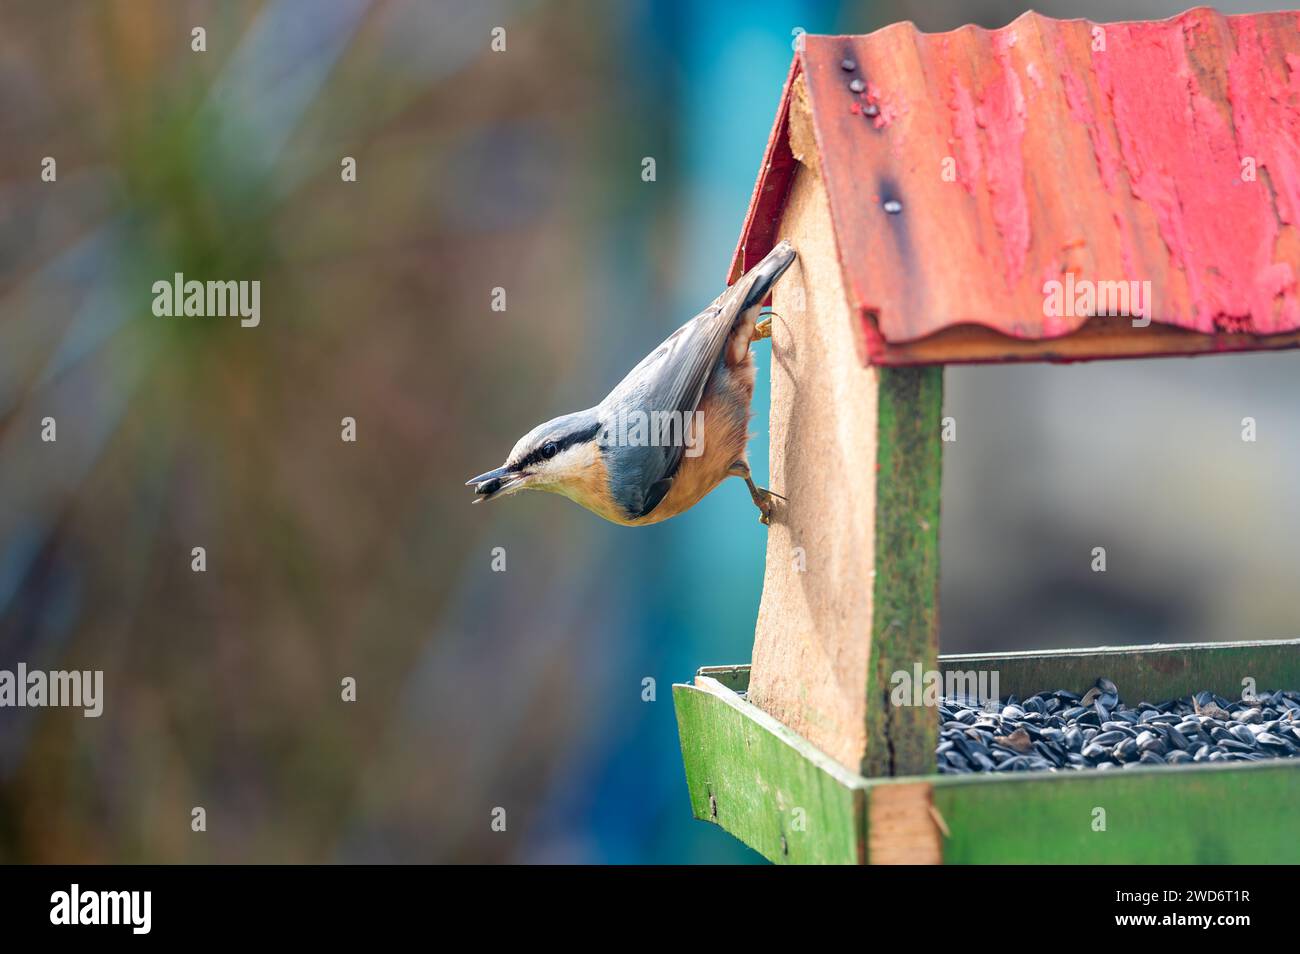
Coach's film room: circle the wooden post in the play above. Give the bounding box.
[746,125,943,777]
[865,367,944,776]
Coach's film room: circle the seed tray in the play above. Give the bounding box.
[938,680,1300,774]
[673,640,1300,864]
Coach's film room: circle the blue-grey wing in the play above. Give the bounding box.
[601,297,737,518]
[599,240,794,519]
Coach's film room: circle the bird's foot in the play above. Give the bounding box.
[729,462,784,525]
[745,476,785,526]
[752,316,773,341]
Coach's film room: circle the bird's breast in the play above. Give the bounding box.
[629,353,757,525]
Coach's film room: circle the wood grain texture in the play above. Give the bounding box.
[746,158,942,777]
[730,9,1300,364]
[856,315,1300,365]
[866,781,942,864]
[746,160,881,772]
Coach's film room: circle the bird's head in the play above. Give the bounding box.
[466,410,606,506]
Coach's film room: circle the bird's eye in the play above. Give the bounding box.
[541,441,558,460]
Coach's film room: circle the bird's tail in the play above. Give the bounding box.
[717,240,797,366]
[738,240,797,311]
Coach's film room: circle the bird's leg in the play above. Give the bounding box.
[752,309,782,342]
[728,461,785,525]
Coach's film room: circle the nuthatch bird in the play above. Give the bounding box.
[466,240,797,526]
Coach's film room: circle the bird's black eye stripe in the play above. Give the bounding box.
[519,422,601,469]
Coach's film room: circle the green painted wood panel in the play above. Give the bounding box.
[940,639,1300,702]
[931,759,1300,863]
[694,665,751,694]
[864,366,944,777]
[673,676,865,864]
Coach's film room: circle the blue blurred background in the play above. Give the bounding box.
[2,0,1299,863]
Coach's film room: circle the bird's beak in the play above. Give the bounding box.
[466,465,528,503]
[739,239,797,311]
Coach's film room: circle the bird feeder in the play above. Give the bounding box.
[673,8,1300,863]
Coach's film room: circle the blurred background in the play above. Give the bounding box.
[1,0,1298,864]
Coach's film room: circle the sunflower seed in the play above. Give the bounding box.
[936,678,1300,774]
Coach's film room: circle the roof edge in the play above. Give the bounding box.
[727,54,801,286]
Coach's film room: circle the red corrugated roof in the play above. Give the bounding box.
[731,7,1300,364]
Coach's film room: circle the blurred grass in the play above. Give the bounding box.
[0,0,636,863]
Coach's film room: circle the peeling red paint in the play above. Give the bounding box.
[1114,210,1138,281]
[865,81,895,129]
[1205,19,1295,333]
[947,71,982,195]
[1038,261,1072,338]
[728,9,1300,362]
[975,32,1031,289]
[1061,60,1120,194]
[1094,15,1299,332]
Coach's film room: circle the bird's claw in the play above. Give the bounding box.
[734,467,781,525]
